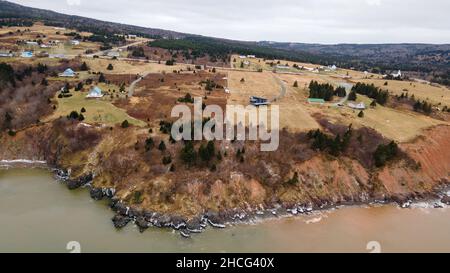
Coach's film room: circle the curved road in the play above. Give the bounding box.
[128,71,152,97]
[271,74,287,102]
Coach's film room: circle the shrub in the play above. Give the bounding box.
[374,141,399,167]
[121,120,129,128]
[180,141,197,166]
[158,141,166,151]
[145,137,154,151]
[162,155,172,165]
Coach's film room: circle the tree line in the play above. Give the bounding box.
[351,82,389,105]
[308,81,346,101]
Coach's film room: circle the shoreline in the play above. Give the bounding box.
[2,162,450,238]
[52,168,450,238]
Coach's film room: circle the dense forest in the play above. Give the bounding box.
[149,36,334,64]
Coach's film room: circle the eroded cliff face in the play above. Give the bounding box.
[1,119,449,219]
[377,126,450,198]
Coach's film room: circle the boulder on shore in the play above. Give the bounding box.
[112,214,131,229]
[441,195,450,205]
[89,188,103,200]
[66,174,93,190]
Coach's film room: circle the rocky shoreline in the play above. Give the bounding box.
[53,168,450,238]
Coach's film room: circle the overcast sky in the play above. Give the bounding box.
[10,0,450,44]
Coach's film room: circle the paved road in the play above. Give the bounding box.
[85,40,147,58]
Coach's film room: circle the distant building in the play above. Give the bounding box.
[276,65,290,69]
[49,54,66,59]
[391,70,402,78]
[21,51,33,58]
[0,51,13,58]
[86,86,103,98]
[329,65,337,70]
[250,96,270,106]
[107,51,120,57]
[384,70,402,79]
[26,41,39,46]
[348,102,366,110]
[243,60,250,65]
[70,40,80,46]
[36,51,49,58]
[59,68,76,78]
[238,55,246,59]
[308,98,325,105]
[247,55,256,58]
[40,44,51,48]
[127,35,137,39]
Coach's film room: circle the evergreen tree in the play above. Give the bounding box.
[121,120,129,128]
[158,141,166,151]
[99,73,106,83]
[348,90,357,101]
[180,141,197,166]
[80,62,89,71]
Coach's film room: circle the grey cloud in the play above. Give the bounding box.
[10,0,450,43]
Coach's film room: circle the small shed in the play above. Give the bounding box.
[308,98,325,105]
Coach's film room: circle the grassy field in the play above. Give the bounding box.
[227,70,320,131]
[82,57,195,75]
[316,93,447,142]
[357,78,450,107]
[45,84,146,127]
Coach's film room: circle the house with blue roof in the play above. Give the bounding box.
[21,51,33,58]
[86,86,103,98]
[250,96,270,106]
[59,68,76,77]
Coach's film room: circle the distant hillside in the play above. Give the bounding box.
[1,0,449,85]
[259,42,450,84]
[0,0,185,38]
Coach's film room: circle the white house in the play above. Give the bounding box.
[59,68,76,77]
[392,70,402,78]
[247,55,256,58]
[107,51,120,57]
[238,55,246,59]
[70,40,80,46]
[276,65,290,69]
[348,102,366,110]
[86,86,103,98]
[0,52,13,58]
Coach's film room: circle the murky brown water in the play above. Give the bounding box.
[1,168,450,253]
